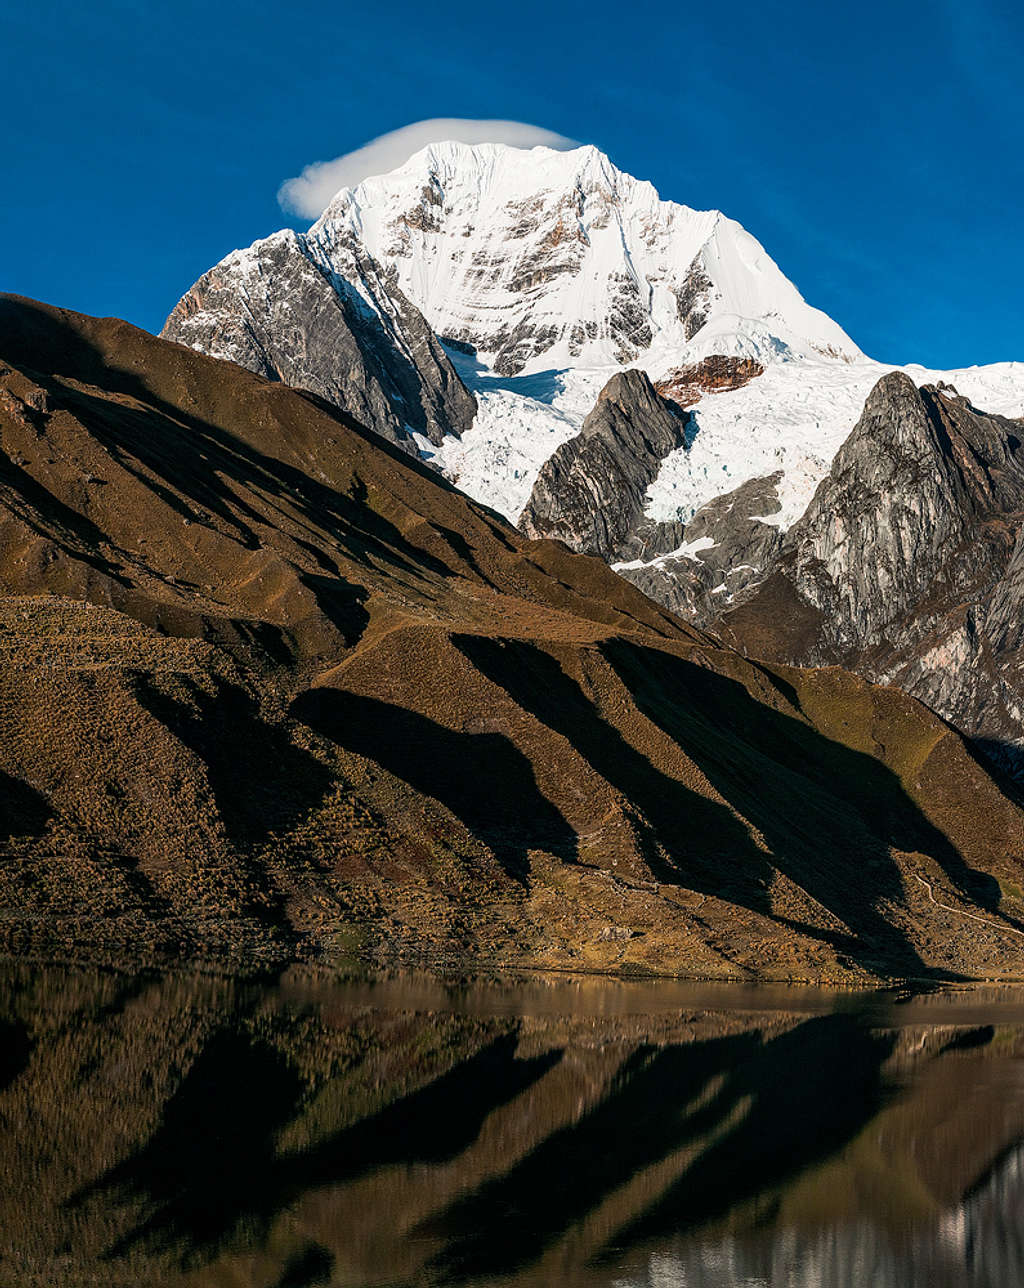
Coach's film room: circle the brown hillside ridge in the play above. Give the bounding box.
[1,294,1024,983]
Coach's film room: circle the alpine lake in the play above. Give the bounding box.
[3,961,1024,1286]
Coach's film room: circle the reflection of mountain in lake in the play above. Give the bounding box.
[4,964,1024,1286]
[642,1139,1024,1288]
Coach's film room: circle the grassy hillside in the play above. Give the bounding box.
[1,295,1023,982]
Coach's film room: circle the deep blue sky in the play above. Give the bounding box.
[4,0,1021,367]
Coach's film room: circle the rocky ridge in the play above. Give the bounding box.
[716,373,1024,773]
[516,360,787,621]
[519,368,688,559]
[163,226,475,453]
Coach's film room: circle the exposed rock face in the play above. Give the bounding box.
[717,373,1024,771]
[518,363,781,623]
[673,254,716,339]
[619,472,785,621]
[654,354,764,412]
[162,228,475,453]
[4,296,1024,981]
[518,369,687,558]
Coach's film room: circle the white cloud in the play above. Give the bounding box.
[277,119,577,219]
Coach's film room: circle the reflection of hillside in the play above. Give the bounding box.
[2,965,1024,1285]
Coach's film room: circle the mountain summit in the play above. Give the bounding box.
[165,141,1022,533]
[163,140,876,526]
[312,141,862,374]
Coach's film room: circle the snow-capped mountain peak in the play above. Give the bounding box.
[165,137,1022,554]
[311,141,862,378]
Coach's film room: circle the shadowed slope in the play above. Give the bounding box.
[0,296,1023,980]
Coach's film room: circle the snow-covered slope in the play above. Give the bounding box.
[168,140,1024,539]
[420,349,1024,531]
[646,353,1024,531]
[313,141,861,377]
[305,141,1023,528]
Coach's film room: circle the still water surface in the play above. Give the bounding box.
[3,963,1024,1286]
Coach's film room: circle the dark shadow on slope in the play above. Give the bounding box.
[454,635,940,977]
[296,572,369,649]
[51,382,456,587]
[429,522,500,588]
[101,850,175,924]
[602,639,1004,920]
[227,618,300,669]
[0,769,53,838]
[0,1017,33,1094]
[0,445,127,585]
[973,738,1024,793]
[290,688,577,883]
[134,674,335,854]
[0,300,481,587]
[453,633,777,911]
[0,308,476,670]
[272,1244,334,1288]
[420,1013,895,1281]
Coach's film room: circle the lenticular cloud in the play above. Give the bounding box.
[277,119,576,219]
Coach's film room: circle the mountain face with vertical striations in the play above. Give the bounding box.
[715,373,1024,776]
[310,140,861,376]
[5,295,1024,982]
[163,226,476,453]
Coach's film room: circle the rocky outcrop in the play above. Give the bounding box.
[672,254,716,340]
[518,363,782,624]
[654,354,764,412]
[162,228,475,453]
[518,369,687,558]
[618,471,785,621]
[717,373,1024,771]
